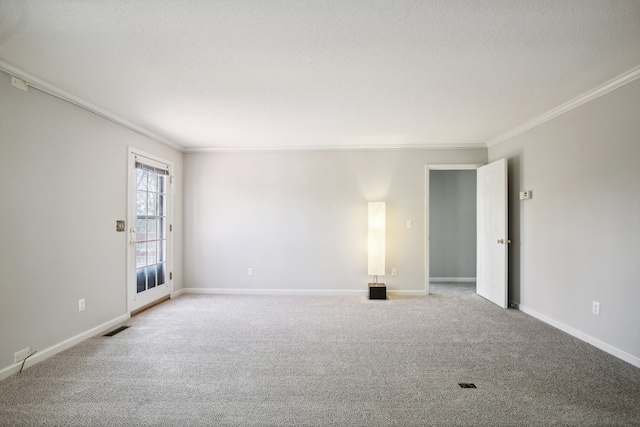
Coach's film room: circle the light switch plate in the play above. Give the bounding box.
[519,191,532,200]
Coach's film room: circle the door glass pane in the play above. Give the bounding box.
[137,191,147,216]
[157,263,165,285]
[147,241,157,265]
[147,193,157,216]
[135,159,169,296]
[137,169,147,191]
[136,269,146,293]
[147,265,157,289]
[158,195,165,217]
[147,219,156,240]
[136,243,147,268]
[148,173,157,192]
[158,218,165,239]
[136,218,146,241]
[158,240,165,262]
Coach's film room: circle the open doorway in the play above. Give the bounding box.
[425,164,481,295]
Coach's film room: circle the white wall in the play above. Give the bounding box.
[489,78,640,365]
[429,170,476,279]
[0,70,184,376]
[184,149,487,293]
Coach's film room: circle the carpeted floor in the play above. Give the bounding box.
[1,283,639,426]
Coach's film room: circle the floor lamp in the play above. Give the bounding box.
[368,202,386,299]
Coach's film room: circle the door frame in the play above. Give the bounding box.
[126,147,174,314]
[424,164,483,295]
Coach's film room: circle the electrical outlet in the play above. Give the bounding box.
[248,268,254,276]
[14,347,31,364]
[592,301,600,315]
[79,298,85,312]
[392,268,397,276]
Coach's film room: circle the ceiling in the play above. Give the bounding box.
[1,1,639,152]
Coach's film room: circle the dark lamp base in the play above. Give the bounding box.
[368,283,387,300]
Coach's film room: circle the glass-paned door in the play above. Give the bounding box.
[136,161,168,293]
[128,151,172,312]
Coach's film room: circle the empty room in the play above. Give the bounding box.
[1,1,639,425]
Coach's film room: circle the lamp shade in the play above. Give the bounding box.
[367,202,386,276]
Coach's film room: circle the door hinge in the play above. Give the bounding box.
[170,224,173,232]
[170,272,173,280]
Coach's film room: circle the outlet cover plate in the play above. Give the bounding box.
[519,191,532,200]
[14,347,31,364]
[11,76,28,91]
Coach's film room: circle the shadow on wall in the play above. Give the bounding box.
[506,153,523,306]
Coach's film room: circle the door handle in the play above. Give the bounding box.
[129,227,137,245]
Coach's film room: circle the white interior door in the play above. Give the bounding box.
[128,150,173,312]
[476,158,508,308]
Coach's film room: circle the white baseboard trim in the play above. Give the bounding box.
[388,290,428,296]
[429,277,476,283]
[183,287,367,296]
[0,314,130,381]
[183,288,428,297]
[171,288,186,298]
[519,304,640,369]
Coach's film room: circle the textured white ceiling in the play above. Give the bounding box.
[1,0,639,151]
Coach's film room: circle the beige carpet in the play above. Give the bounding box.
[1,283,639,426]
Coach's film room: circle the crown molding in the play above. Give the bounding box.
[0,59,185,152]
[486,65,640,148]
[183,143,486,153]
